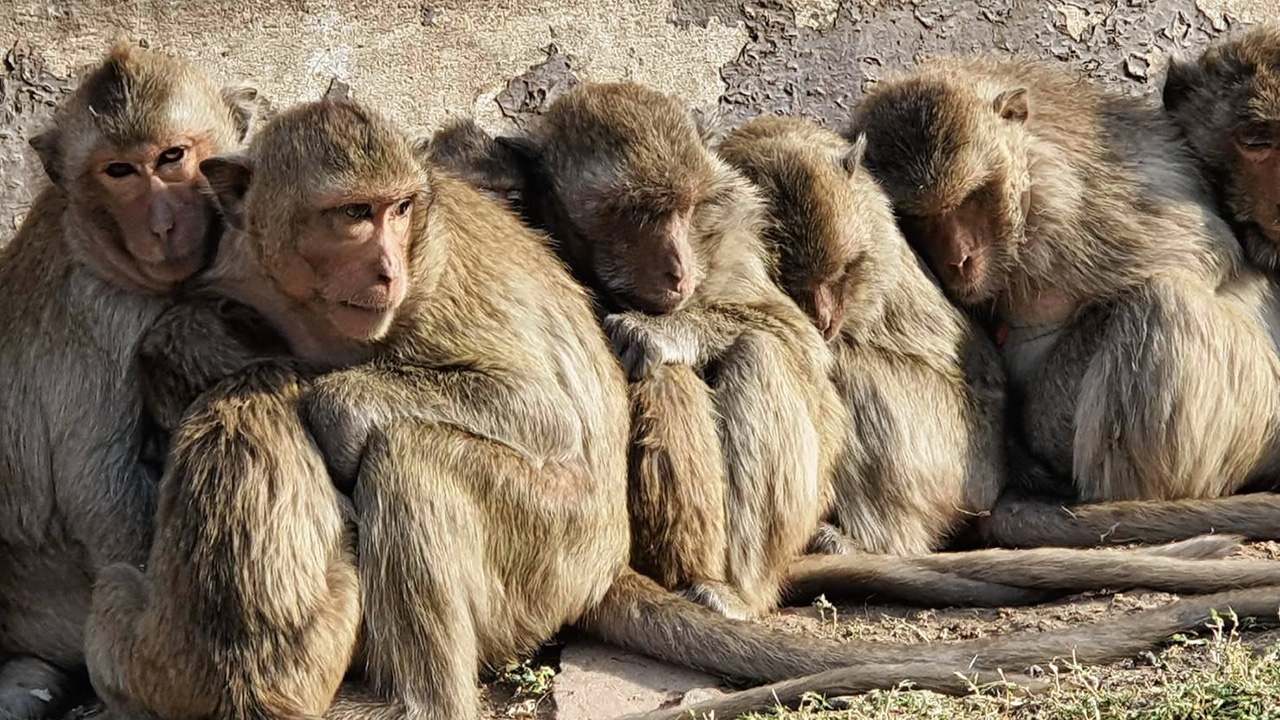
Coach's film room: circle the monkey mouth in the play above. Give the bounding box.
[340,299,393,313]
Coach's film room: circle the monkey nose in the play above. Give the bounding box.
[666,267,694,296]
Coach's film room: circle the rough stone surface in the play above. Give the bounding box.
[2,0,1277,242]
[551,640,726,720]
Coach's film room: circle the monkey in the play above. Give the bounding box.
[83,96,1280,720]
[425,87,1280,609]
[715,114,1007,557]
[842,55,1280,550]
[1164,24,1280,278]
[0,42,263,720]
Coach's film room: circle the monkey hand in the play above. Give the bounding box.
[302,371,386,491]
[602,312,698,381]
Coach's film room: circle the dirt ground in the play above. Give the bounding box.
[479,541,1280,719]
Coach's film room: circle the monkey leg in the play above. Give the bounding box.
[1074,279,1280,502]
[0,658,82,720]
[824,344,1003,556]
[713,331,826,617]
[86,364,362,720]
[627,365,745,616]
[354,419,618,720]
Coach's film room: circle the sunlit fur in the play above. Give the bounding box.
[1165,23,1280,271]
[0,42,258,720]
[719,115,1007,556]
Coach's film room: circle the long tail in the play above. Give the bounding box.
[616,665,1042,720]
[975,492,1280,548]
[783,535,1280,607]
[323,688,403,720]
[580,570,1280,685]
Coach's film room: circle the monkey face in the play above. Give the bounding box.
[1230,119,1280,244]
[898,185,1007,307]
[280,194,416,342]
[592,206,699,315]
[76,135,219,293]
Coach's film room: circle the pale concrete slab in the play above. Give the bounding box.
[552,640,728,720]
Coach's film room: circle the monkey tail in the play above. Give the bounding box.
[584,571,1280,683]
[782,535,1280,606]
[588,577,1280,719]
[975,493,1280,548]
[322,689,404,720]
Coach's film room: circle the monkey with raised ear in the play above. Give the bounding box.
[715,114,1006,557]
[0,42,265,720]
[91,95,1280,720]
[844,55,1280,549]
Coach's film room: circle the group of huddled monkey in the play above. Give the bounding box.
[4,20,1280,720]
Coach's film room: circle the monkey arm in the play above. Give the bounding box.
[138,299,290,432]
[303,363,584,486]
[603,300,828,381]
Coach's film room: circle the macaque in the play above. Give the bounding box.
[717,114,1006,556]
[844,55,1280,549]
[0,42,261,719]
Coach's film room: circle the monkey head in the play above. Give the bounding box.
[1165,25,1280,270]
[28,42,263,294]
[497,82,722,315]
[720,117,894,341]
[849,76,1032,308]
[200,100,425,351]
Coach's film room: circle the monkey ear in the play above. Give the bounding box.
[495,135,542,164]
[221,86,270,143]
[200,154,254,228]
[689,107,725,146]
[842,133,869,176]
[1161,56,1202,113]
[992,88,1029,123]
[29,129,63,186]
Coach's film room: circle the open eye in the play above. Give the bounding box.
[343,203,374,220]
[104,162,137,178]
[158,147,186,165]
[393,198,413,217]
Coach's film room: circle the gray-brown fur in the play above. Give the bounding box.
[1164,23,1280,275]
[0,42,260,720]
[84,98,632,720]
[845,56,1280,547]
[717,115,1007,556]
[489,82,850,618]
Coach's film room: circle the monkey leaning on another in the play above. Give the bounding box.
[716,114,1007,558]
[0,42,264,720]
[840,55,1280,550]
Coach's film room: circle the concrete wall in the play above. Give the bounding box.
[1,0,1276,244]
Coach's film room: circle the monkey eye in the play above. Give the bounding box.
[393,198,413,217]
[1236,124,1275,150]
[104,162,137,178]
[157,147,186,165]
[343,203,374,220]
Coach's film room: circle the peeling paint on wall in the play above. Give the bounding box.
[0,0,1275,244]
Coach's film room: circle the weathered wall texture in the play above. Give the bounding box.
[1,0,1276,244]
